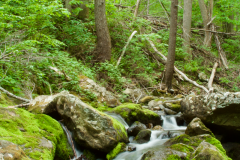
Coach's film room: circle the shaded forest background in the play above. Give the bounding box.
[0,0,240,103]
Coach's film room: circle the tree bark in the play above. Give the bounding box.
[165,0,178,91]
[94,0,111,62]
[134,0,141,18]
[182,0,192,56]
[198,0,211,47]
[65,0,72,13]
[77,0,89,21]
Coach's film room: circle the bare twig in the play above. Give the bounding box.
[8,103,30,108]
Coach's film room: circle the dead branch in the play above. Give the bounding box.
[147,38,209,93]
[213,25,228,69]
[116,31,138,67]
[8,103,30,108]
[208,62,218,92]
[0,86,30,102]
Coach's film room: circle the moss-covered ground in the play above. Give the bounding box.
[0,107,73,159]
[106,142,126,160]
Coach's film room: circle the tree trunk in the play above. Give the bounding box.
[165,0,178,91]
[94,0,111,62]
[198,0,211,47]
[65,0,72,13]
[182,0,192,56]
[134,0,141,18]
[77,0,89,21]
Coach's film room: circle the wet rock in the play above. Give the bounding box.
[175,113,185,126]
[39,137,53,149]
[191,141,228,159]
[127,146,136,152]
[164,108,177,115]
[111,103,162,125]
[55,93,129,153]
[127,121,147,136]
[140,96,154,104]
[185,117,214,137]
[0,140,29,160]
[181,92,240,134]
[134,129,151,144]
[152,125,164,131]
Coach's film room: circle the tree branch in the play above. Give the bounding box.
[0,86,30,102]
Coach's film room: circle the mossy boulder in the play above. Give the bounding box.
[140,96,154,104]
[0,107,73,160]
[191,141,231,160]
[110,103,162,125]
[185,117,214,137]
[140,149,187,160]
[55,93,129,153]
[165,134,231,160]
[106,142,126,160]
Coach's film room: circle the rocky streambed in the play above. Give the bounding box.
[0,90,240,160]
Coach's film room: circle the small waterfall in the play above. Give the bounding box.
[59,122,83,160]
[114,115,187,160]
[162,115,187,130]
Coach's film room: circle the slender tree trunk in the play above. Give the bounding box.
[236,12,239,32]
[94,0,111,62]
[165,0,178,91]
[182,0,192,56]
[134,0,141,18]
[198,0,211,47]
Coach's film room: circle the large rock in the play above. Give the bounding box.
[0,140,29,160]
[0,107,73,160]
[55,93,129,153]
[181,92,240,132]
[185,117,214,137]
[110,103,162,125]
[127,121,147,136]
[165,134,231,160]
[79,75,120,107]
[191,141,229,159]
[123,88,147,103]
[134,129,151,144]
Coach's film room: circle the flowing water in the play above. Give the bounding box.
[113,115,187,160]
[59,114,186,160]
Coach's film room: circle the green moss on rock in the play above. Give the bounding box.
[83,149,96,160]
[111,103,161,125]
[106,142,126,160]
[0,107,73,160]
